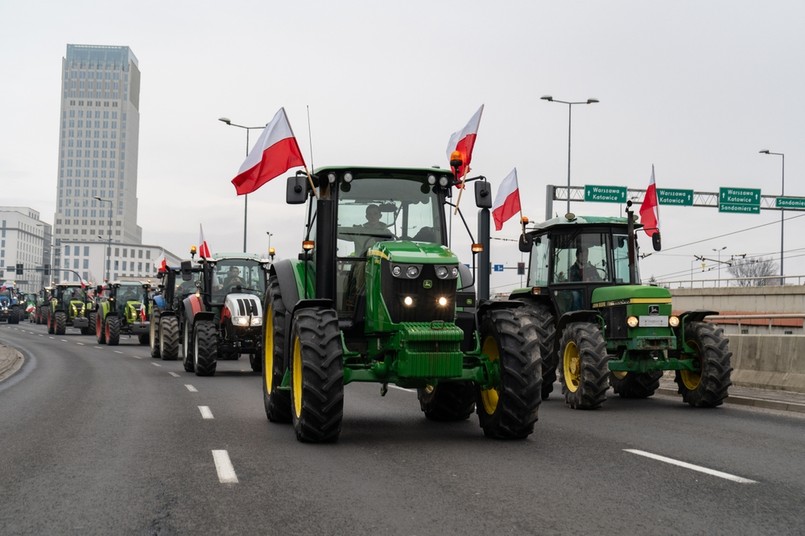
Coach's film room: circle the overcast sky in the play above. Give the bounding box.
[2,0,803,293]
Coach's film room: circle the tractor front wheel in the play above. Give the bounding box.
[96,313,106,344]
[193,320,218,376]
[418,382,476,421]
[105,316,121,346]
[610,371,662,399]
[182,320,194,372]
[290,308,343,443]
[54,311,67,335]
[476,309,542,439]
[558,322,609,409]
[263,275,291,423]
[160,316,180,361]
[150,312,161,358]
[675,321,732,407]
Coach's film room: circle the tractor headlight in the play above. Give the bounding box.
[392,265,402,277]
[234,317,249,327]
[669,315,680,327]
[427,174,437,185]
[434,265,459,279]
[390,263,423,279]
[627,316,639,328]
[406,265,420,278]
[403,296,414,307]
[437,296,449,307]
[250,316,262,327]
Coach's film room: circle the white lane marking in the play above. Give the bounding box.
[60,339,68,342]
[114,351,123,354]
[212,450,238,484]
[185,384,198,392]
[199,406,214,419]
[49,336,55,339]
[624,449,758,484]
[389,385,415,393]
[94,346,103,349]
[168,372,180,378]
[133,355,143,359]
[151,362,162,367]
[76,342,85,346]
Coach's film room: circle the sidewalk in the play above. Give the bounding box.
[0,343,24,382]
[657,375,805,414]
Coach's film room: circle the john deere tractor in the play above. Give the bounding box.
[95,281,152,346]
[150,264,202,361]
[511,202,732,409]
[262,166,542,443]
[181,253,268,376]
[47,283,92,335]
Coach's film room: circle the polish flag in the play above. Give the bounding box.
[154,251,168,273]
[140,300,147,323]
[640,165,660,236]
[199,224,211,259]
[492,168,521,231]
[446,105,484,178]
[231,107,306,195]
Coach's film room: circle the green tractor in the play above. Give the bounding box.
[95,281,152,346]
[150,263,203,361]
[511,202,732,409]
[262,166,542,443]
[46,283,92,335]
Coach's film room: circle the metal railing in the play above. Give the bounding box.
[657,274,805,289]
[707,313,805,333]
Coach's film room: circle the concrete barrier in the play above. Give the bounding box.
[727,334,805,393]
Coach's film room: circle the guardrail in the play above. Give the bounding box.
[708,313,805,333]
[658,274,805,289]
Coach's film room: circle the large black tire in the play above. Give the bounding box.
[182,320,194,372]
[47,312,55,334]
[193,320,218,376]
[610,371,662,398]
[9,307,20,325]
[675,321,732,407]
[476,309,542,439]
[96,313,106,344]
[105,316,121,346]
[262,275,291,423]
[150,312,161,358]
[54,311,67,335]
[558,322,609,409]
[290,308,343,443]
[160,316,180,361]
[521,304,557,400]
[86,312,96,336]
[418,382,476,421]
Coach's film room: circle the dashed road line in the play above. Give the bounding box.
[212,450,238,484]
[151,362,162,367]
[199,406,214,419]
[133,355,143,359]
[168,372,180,378]
[76,342,85,346]
[624,449,758,484]
[185,384,198,393]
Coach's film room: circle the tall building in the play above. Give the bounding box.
[54,44,142,269]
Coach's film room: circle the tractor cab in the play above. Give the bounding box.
[208,256,266,305]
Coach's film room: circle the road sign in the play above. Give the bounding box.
[493,264,504,272]
[719,187,761,214]
[657,188,693,206]
[584,185,627,203]
[776,197,805,210]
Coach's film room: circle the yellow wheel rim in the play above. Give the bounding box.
[263,304,274,393]
[681,338,702,390]
[480,335,500,415]
[292,334,303,417]
[563,340,581,393]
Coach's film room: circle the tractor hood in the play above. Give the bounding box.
[591,285,672,307]
[369,241,459,265]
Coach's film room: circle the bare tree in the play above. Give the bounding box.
[727,257,779,286]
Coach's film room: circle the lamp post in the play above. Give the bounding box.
[759,149,785,284]
[712,246,727,287]
[219,117,265,253]
[541,95,599,215]
[94,196,112,282]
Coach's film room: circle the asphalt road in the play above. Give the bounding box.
[1,322,804,535]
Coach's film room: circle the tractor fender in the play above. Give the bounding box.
[556,309,602,334]
[476,298,523,323]
[182,293,207,330]
[270,260,301,308]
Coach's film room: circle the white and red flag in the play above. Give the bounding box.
[446,105,484,178]
[154,251,168,273]
[492,168,522,231]
[198,224,211,259]
[231,107,306,195]
[140,300,147,323]
[640,165,660,236]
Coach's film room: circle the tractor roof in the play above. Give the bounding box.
[527,214,642,233]
[211,253,264,262]
[312,166,454,180]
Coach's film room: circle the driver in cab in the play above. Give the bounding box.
[569,247,603,282]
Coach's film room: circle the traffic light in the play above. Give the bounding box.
[15,263,23,275]
[517,262,525,275]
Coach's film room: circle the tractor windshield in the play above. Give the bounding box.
[212,259,266,302]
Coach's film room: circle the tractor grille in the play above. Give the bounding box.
[235,298,259,316]
[381,262,455,324]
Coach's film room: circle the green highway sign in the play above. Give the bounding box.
[584,185,627,203]
[719,187,761,214]
[657,188,693,206]
[776,197,805,210]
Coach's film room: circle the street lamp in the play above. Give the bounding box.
[94,196,112,282]
[759,149,785,284]
[541,95,599,215]
[219,117,265,253]
[712,246,727,287]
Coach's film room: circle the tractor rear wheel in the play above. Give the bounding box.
[160,316,180,361]
[47,312,55,334]
[182,320,194,372]
[290,308,343,443]
[675,321,732,407]
[86,312,96,336]
[193,320,218,376]
[96,313,106,344]
[610,371,662,398]
[521,304,557,400]
[105,316,121,346]
[418,382,476,421]
[263,275,291,423]
[150,312,161,358]
[476,309,542,439]
[55,311,67,335]
[559,322,609,409]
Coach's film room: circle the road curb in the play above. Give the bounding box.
[656,387,805,414]
[0,345,24,382]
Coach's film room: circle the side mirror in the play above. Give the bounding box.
[474,181,492,209]
[518,233,533,253]
[652,231,662,252]
[180,260,193,281]
[286,175,309,205]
